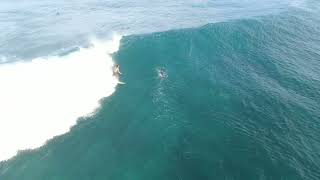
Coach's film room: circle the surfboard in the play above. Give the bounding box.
[118,81,126,85]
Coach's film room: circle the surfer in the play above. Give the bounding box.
[157,68,167,80]
[113,64,126,84]
[159,70,165,79]
[113,64,122,78]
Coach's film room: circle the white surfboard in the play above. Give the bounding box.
[118,81,126,84]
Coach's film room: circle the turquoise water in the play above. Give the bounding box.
[1,0,320,179]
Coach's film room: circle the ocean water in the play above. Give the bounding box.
[1,0,320,179]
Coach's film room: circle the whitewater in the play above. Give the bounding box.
[0,35,121,161]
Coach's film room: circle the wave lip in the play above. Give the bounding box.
[0,35,122,161]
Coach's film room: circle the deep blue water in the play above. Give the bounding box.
[1,0,320,179]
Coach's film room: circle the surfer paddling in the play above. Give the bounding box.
[157,68,167,80]
[159,70,165,79]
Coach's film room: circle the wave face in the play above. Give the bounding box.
[0,35,121,161]
[112,14,320,180]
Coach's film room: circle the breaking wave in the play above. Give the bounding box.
[0,35,122,161]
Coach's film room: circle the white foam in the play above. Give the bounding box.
[0,35,122,161]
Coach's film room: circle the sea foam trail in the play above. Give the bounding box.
[0,35,122,161]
